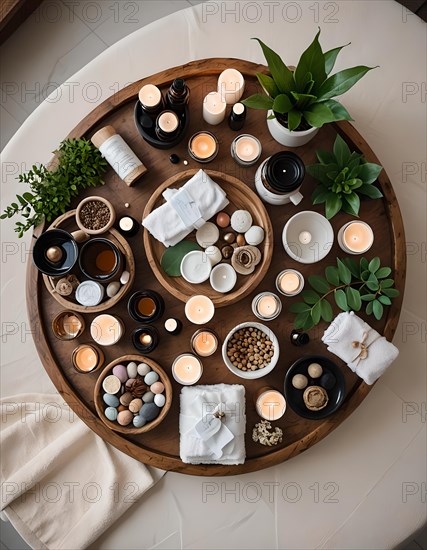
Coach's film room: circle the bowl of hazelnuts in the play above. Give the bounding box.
[222,322,280,379]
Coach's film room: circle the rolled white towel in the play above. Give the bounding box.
[180,384,246,465]
[322,311,399,385]
[142,169,229,247]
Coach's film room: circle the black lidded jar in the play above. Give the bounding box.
[228,102,246,131]
[128,290,165,323]
[262,151,305,194]
[166,78,190,114]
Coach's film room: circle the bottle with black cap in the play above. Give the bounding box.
[228,102,246,131]
[166,78,190,114]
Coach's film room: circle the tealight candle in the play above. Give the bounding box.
[338,221,374,254]
[52,311,85,340]
[185,295,215,325]
[90,314,124,346]
[210,263,237,293]
[255,387,287,421]
[164,318,182,335]
[188,131,219,163]
[155,110,180,140]
[72,344,104,373]
[231,134,262,167]
[172,354,203,385]
[118,216,139,237]
[138,84,162,111]
[202,91,226,125]
[252,292,282,321]
[191,329,218,357]
[217,68,245,105]
[131,326,159,353]
[298,231,312,245]
[276,269,304,296]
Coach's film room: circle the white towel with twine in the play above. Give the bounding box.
[179,384,246,465]
[142,169,229,247]
[0,394,164,550]
[322,311,399,385]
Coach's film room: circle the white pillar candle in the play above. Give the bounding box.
[202,91,226,125]
[90,314,124,346]
[172,354,203,385]
[217,68,245,105]
[338,221,374,254]
[157,110,179,133]
[185,295,215,325]
[255,389,286,421]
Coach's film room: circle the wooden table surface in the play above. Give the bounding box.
[27,58,406,476]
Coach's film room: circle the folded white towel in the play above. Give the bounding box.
[322,311,399,385]
[142,169,229,247]
[1,394,164,550]
[180,384,246,465]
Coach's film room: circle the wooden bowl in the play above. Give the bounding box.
[43,210,135,313]
[76,195,116,235]
[94,355,172,434]
[143,169,273,307]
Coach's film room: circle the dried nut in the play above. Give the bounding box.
[231,245,262,275]
[230,210,252,233]
[55,278,73,296]
[223,232,236,244]
[221,245,234,259]
[226,326,274,371]
[252,420,283,446]
[66,274,80,289]
[236,234,246,246]
[119,391,134,406]
[79,200,111,231]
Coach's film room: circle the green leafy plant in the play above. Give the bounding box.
[307,134,383,219]
[241,29,377,131]
[289,256,399,330]
[1,138,108,237]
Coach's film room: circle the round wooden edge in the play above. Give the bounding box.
[26,58,406,476]
[93,355,173,435]
[42,210,136,313]
[142,168,274,307]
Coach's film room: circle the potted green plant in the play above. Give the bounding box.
[308,134,383,219]
[242,30,377,147]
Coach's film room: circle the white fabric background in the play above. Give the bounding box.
[1,1,426,548]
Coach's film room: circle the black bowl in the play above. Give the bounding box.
[134,101,189,150]
[32,229,78,276]
[284,355,346,420]
[79,238,122,282]
[128,290,164,323]
[131,326,159,354]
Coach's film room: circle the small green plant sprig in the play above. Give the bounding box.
[1,138,108,237]
[289,256,399,331]
[307,134,383,219]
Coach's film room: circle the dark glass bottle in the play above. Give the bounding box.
[166,78,190,114]
[228,102,246,131]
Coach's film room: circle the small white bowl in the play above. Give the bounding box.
[180,251,212,284]
[210,263,237,293]
[282,211,334,264]
[222,321,280,380]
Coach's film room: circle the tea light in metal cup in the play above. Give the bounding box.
[252,292,282,321]
[155,110,180,141]
[131,326,159,354]
[188,131,219,163]
[90,314,124,346]
[202,91,226,125]
[338,221,374,254]
[276,269,304,296]
[52,311,85,340]
[185,295,215,325]
[118,216,139,237]
[254,387,287,421]
[231,134,262,167]
[172,353,203,385]
[191,329,219,357]
[217,68,245,104]
[72,343,104,373]
[164,317,182,335]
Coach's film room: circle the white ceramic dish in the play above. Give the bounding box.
[222,321,280,380]
[180,251,212,284]
[282,211,334,264]
[210,263,237,293]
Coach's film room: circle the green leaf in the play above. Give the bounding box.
[301,289,321,304]
[0,214,8,220]
[360,257,369,271]
[311,301,322,324]
[308,275,330,294]
[376,267,392,279]
[357,184,383,199]
[325,194,342,219]
[346,286,362,311]
[381,278,395,288]
[320,299,334,322]
[366,273,379,291]
[241,93,274,110]
[361,293,376,302]
[294,28,326,94]
[372,299,383,320]
[290,91,317,110]
[288,109,302,131]
[366,301,374,315]
[289,302,312,313]
[303,102,336,128]
[358,162,383,184]
[23,192,34,201]
[323,99,354,122]
[252,38,295,93]
[272,94,293,114]
[337,258,352,284]
[316,149,336,165]
[368,257,381,273]
[294,311,311,330]
[378,295,392,305]
[361,270,370,281]
[161,240,201,276]
[317,65,377,100]
[325,266,340,286]
[312,186,330,204]
[382,288,400,298]
[341,258,360,278]
[256,72,280,97]
[324,42,350,74]
[333,134,351,168]
[334,289,349,311]
[303,314,316,331]
[343,192,360,216]
[306,163,336,185]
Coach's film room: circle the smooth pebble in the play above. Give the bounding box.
[292,374,308,390]
[140,403,161,421]
[105,407,118,421]
[142,391,155,403]
[129,398,143,413]
[103,393,119,407]
[205,245,222,266]
[125,378,136,388]
[245,225,265,246]
[112,364,128,383]
[231,210,252,233]
[106,281,120,298]
[117,410,133,426]
[102,375,121,395]
[320,372,336,390]
[126,361,138,378]
[144,371,159,385]
[154,394,166,407]
[308,363,323,378]
[133,416,147,428]
[119,392,133,406]
[137,362,151,376]
[120,270,130,285]
[150,381,165,394]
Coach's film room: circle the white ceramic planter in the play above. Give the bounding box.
[266,111,319,147]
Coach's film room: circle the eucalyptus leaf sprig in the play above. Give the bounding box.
[289,256,399,331]
[1,138,108,237]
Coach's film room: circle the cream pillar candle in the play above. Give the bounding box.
[191,329,218,357]
[338,221,374,254]
[185,295,215,325]
[172,354,203,385]
[255,388,286,421]
[90,314,124,346]
[276,269,304,296]
[202,91,226,125]
[217,68,245,104]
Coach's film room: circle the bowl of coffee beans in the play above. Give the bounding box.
[222,322,280,379]
[76,196,116,235]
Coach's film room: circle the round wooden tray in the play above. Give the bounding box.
[143,169,273,307]
[27,58,405,476]
[42,210,135,313]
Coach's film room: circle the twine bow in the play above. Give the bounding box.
[351,331,380,366]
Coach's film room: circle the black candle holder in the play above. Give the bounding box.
[131,326,159,354]
[134,101,189,150]
[128,290,164,323]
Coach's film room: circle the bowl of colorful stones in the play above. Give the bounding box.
[284,355,345,420]
[222,322,280,379]
[94,355,172,434]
